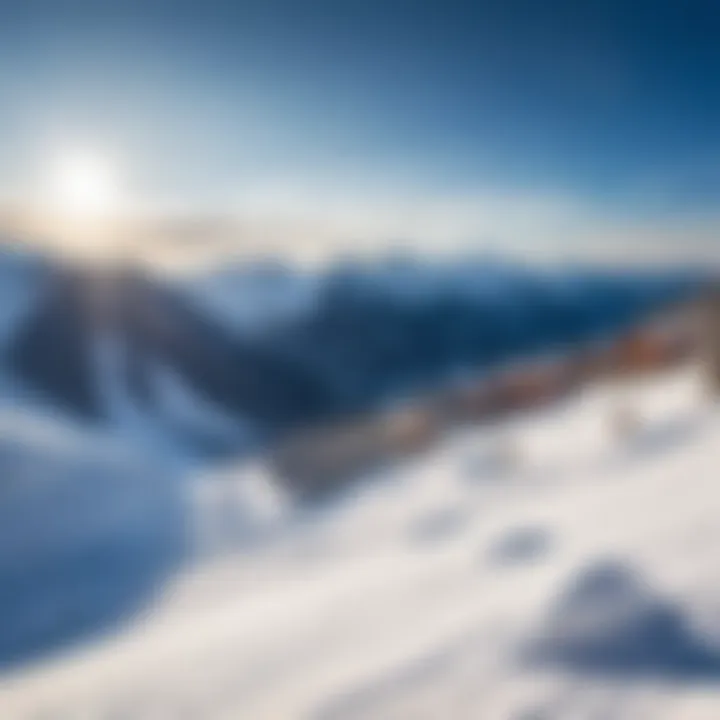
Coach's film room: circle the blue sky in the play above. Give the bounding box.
[1,0,720,258]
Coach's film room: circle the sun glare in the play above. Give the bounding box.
[47,149,120,218]
[36,146,129,261]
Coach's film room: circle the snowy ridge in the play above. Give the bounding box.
[3,365,720,718]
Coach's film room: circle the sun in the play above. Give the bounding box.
[46,148,120,218]
[37,146,128,261]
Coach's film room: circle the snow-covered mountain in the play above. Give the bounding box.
[4,262,336,455]
[0,241,715,717]
[2,363,720,718]
[182,258,322,338]
[0,249,701,456]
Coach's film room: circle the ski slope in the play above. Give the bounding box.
[3,365,720,719]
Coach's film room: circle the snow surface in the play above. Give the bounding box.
[0,407,188,672]
[91,331,255,461]
[3,365,720,718]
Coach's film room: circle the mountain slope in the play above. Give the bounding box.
[3,365,720,718]
[1,254,701,458]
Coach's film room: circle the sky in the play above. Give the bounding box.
[1,0,720,261]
